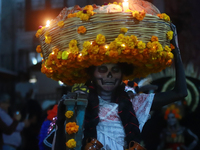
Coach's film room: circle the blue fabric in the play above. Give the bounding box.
[2,145,16,150]
[38,120,51,150]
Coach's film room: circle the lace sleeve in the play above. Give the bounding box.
[130,93,155,132]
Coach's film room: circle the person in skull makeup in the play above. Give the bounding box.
[53,22,188,150]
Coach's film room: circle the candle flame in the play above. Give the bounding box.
[46,20,50,27]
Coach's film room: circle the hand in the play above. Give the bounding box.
[14,111,22,121]
[170,23,181,56]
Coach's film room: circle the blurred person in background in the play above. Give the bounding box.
[157,104,198,150]
[0,94,30,150]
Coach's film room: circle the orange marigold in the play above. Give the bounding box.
[36,45,41,53]
[77,26,86,34]
[66,122,79,135]
[151,36,158,42]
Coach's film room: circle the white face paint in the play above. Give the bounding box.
[167,113,177,126]
[94,63,122,92]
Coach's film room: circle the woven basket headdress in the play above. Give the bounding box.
[36,0,174,85]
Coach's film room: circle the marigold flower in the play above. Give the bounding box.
[157,13,170,22]
[35,29,43,38]
[84,5,93,11]
[164,46,171,52]
[96,34,106,45]
[147,42,153,49]
[62,51,69,60]
[36,45,41,53]
[66,122,79,134]
[65,111,74,118]
[151,36,158,42]
[137,41,146,50]
[170,44,175,50]
[132,10,146,21]
[120,27,128,33]
[167,31,173,40]
[77,26,86,34]
[80,13,90,21]
[45,36,52,44]
[66,139,76,148]
[57,21,64,28]
[83,41,91,49]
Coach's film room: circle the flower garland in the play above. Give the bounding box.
[38,32,173,85]
[64,110,79,148]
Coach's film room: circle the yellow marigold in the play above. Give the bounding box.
[66,122,79,134]
[157,13,170,22]
[40,53,43,58]
[35,29,43,38]
[77,26,86,34]
[91,45,99,54]
[62,51,69,60]
[121,27,128,33]
[87,10,95,16]
[81,48,88,56]
[80,13,90,21]
[164,45,171,52]
[45,36,52,44]
[137,41,146,49]
[118,2,122,6]
[84,5,93,11]
[130,35,138,44]
[147,42,153,49]
[113,2,118,5]
[65,111,74,118]
[76,11,83,17]
[151,36,158,42]
[57,21,64,28]
[132,10,146,21]
[152,41,163,52]
[69,39,78,49]
[167,31,173,40]
[166,52,174,60]
[36,45,41,53]
[83,41,91,49]
[57,51,62,59]
[70,47,79,54]
[66,139,76,148]
[96,34,106,45]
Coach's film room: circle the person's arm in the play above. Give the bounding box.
[53,96,66,150]
[0,118,18,135]
[181,129,199,150]
[151,24,188,110]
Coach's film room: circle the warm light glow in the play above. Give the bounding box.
[121,44,125,47]
[90,41,93,45]
[105,45,109,49]
[122,0,129,12]
[46,20,50,27]
[79,53,82,56]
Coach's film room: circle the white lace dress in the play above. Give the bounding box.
[96,93,155,150]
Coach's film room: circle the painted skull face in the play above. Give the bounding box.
[94,63,122,92]
[167,113,177,126]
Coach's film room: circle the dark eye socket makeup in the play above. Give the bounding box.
[98,66,108,73]
[98,65,121,73]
